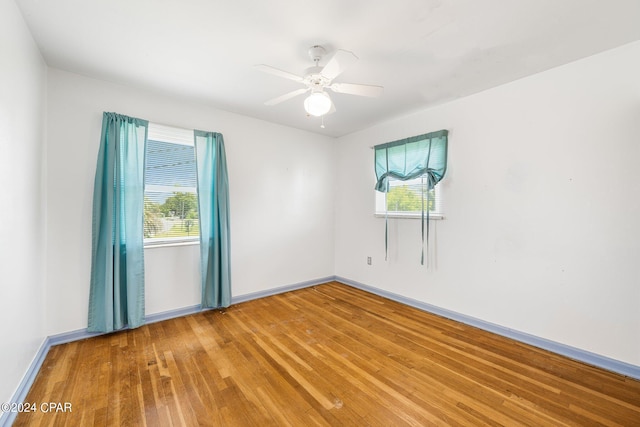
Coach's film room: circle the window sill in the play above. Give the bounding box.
[374,213,445,220]
[144,239,200,249]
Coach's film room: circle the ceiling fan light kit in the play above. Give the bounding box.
[257,45,383,125]
[304,91,332,116]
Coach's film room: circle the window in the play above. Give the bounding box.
[373,130,447,220]
[144,123,199,245]
[375,176,443,218]
[373,129,448,265]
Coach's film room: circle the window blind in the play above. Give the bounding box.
[144,123,199,242]
[376,176,443,216]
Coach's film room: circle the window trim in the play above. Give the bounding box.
[144,239,200,249]
[374,212,444,220]
[144,123,200,247]
[375,176,444,219]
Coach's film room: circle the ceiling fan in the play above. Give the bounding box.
[256,45,383,118]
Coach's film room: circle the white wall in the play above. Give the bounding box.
[45,69,335,334]
[335,41,640,365]
[0,0,47,405]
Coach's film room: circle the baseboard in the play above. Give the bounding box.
[231,276,336,304]
[1,275,332,425]
[51,276,334,344]
[335,276,640,381]
[0,338,51,427]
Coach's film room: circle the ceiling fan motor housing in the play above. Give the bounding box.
[308,45,327,63]
[303,66,330,90]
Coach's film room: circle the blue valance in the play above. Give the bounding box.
[375,129,448,192]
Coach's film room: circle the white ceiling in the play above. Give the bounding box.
[16,0,640,137]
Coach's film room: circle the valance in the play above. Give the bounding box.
[374,129,448,192]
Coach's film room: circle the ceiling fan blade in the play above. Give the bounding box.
[255,64,304,83]
[264,88,309,106]
[320,49,358,80]
[329,83,384,98]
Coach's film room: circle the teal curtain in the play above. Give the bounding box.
[88,112,148,332]
[374,129,448,265]
[194,130,231,308]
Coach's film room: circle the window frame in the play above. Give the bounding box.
[143,123,200,248]
[375,175,445,220]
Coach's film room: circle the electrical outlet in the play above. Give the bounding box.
[367,256,372,265]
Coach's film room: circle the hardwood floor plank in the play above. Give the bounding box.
[14,282,640,426]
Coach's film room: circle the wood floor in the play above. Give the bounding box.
[15,282,640,426]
